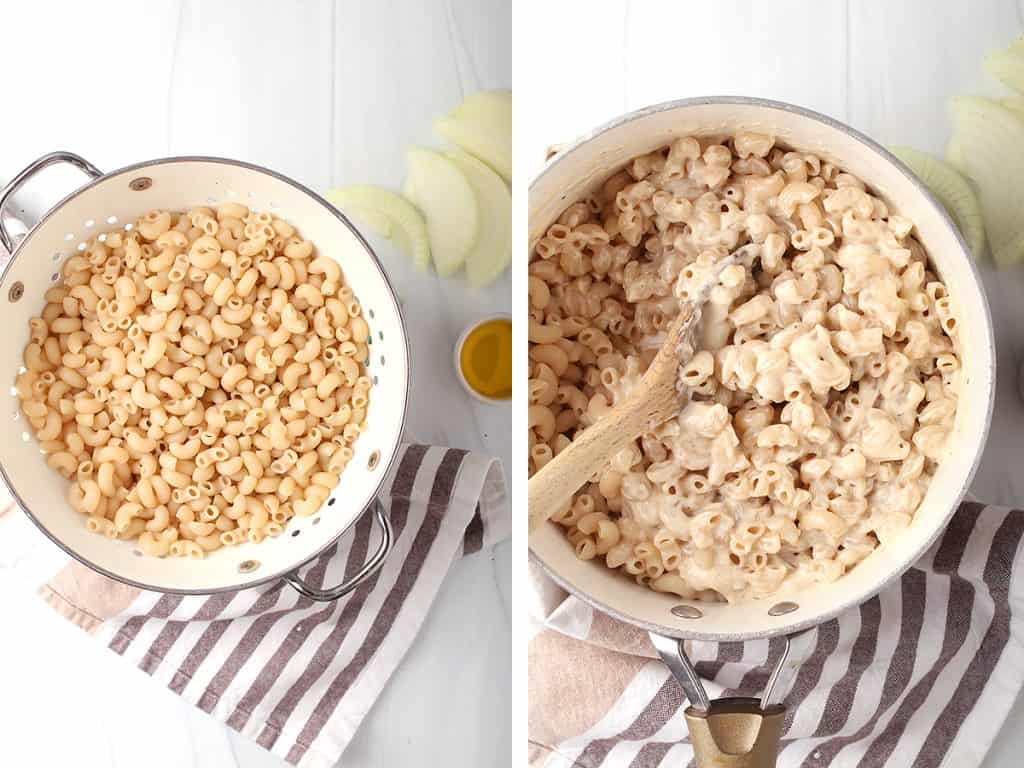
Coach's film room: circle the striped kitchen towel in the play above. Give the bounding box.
[0,444,507,768]
[528,502,1024,768]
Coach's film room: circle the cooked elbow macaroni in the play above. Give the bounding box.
[18,206,372,557]
[528,133,961,602]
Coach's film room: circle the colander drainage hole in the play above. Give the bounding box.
[51,252,62,262]
[64,233,74,241]
[106,216,118,224]
[327,498,335,506]
[291,529,300,537]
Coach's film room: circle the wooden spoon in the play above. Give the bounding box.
[527,244,759,533]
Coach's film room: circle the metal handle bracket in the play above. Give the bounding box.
[0,151,103,253]
[650,629,816,767]
[649,632,712,711]
[284,499,393,601]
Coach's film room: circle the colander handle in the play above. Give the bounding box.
[283,499,394,601]
[0,151,103,253]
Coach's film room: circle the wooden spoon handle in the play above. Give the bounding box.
[527,245,758,535]
[527,384,675,532]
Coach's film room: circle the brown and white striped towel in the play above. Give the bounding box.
[529,501,1024,768]
[0,443,507,768]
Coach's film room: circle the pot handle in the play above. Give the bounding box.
[284,499,393,601]
[649,632,804,768]
[0,151,103,253]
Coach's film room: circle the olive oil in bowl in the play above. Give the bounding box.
[455,314,511,402]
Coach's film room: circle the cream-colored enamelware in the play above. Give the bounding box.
[0,152,409,600]
[528,97,995,767]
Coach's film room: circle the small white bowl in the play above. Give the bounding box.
[454,313,512,404]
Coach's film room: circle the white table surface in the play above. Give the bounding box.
[0,1,512,767]
[523,0,1024,764]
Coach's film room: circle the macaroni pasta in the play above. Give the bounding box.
[18,206,372,558]
[528,133,961,602]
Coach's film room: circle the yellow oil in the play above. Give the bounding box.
[459,318,512,400]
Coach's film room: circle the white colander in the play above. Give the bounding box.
[0,152,409,600]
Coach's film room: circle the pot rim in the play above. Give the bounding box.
[528,95,996,641]
[0,154,411,595]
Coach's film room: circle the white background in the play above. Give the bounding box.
[522,0,1024,765]
[0,1,512,767]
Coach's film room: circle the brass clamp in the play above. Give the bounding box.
[649,630,815,768]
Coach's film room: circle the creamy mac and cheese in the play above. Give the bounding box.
[17,205,371,558]
[528,133,961,602]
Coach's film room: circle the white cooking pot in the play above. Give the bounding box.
[529,97,995,766]
[0,152,410,601]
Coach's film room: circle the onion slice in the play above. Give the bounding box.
[890,146,985,258]
[948,95,1024,265]
[403,148,480,276]
[446,151,512,287]
[984,47,1024,94]
[945,135,966,173]
[434,90,512,182]
[326,184,431,270]
[1001,97,1024,121]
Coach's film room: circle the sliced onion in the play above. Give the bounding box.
[1001,97,1024,121]
[984,48,1024,94]
[948,95,1024,265]
[434,90,512,182]
[326,185,431,270]
[446,151,512,287]
[945,135,965,172]
[890,146,985,258]
[403,148,479,276]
